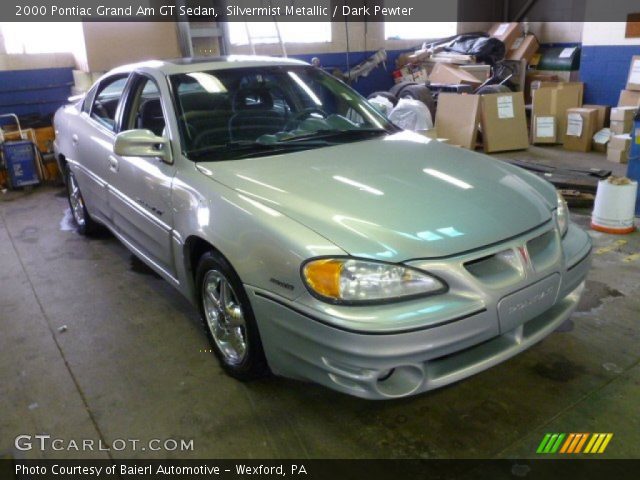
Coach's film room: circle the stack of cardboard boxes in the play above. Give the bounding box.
[402,40,640,161]
[433,90,530,153]
[605,56,640,163]
[395,22,539,87]
[531,82,584,145]
[527,55,639,163]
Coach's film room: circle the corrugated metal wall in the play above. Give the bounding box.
[0,67,73,120]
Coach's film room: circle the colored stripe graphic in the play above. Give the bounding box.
[538,433,613,454]
[598,434,614,453]
[560,433,575,453]
[536,433,552,454]
[550,433,565,453]
[567,434,582,453]
[574,434,589,453]
[584,433,598,453]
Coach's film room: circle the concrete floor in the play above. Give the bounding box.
[1,146,639,460]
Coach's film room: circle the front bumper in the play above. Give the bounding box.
[249,223,591,399]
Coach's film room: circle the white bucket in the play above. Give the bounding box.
[591,178,638,234]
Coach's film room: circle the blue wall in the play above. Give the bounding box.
[292,49,407,96]
[0,67,73,120]
[580,45,640,106]
[0,45,636,123]
[295,44,640,109]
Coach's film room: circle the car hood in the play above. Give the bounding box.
[198,131,556,261]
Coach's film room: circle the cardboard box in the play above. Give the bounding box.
[532,83,584,142]
[536,81,584,103]
[428,63,482,86]
[610,119,633,135]
[607,147,628,164]
[626,55,640,91]
[524,72,559,103]
[609,134,632,151]
[488,22,522,51]
[435,93,481,149]
[610,106,637,122]
[33,126,55,153]
[507,34,539,62]
[459,64,491,82]
[582,104,610,130]
[480,92,529,152]
[532,115,557,144]
[592,128,611,152]
[618,89,640,107]
[563,107,598,152]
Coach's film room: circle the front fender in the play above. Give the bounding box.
[171,165,346,303]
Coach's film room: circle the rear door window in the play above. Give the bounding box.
[91,76,129,132]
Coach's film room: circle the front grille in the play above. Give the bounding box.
[463,228,560,285]
[526,229,560,273]
[464,250,521,285]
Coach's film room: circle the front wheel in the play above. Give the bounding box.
[196,251,269,380]
[65,165,99,236]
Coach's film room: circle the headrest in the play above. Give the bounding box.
[140,98,163,117]
[179,91,226,112]
[233,88,274,112]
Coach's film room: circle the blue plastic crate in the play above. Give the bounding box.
[2,140,39,188]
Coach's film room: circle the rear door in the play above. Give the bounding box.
[73,74,129,224]
[106,72,177,278]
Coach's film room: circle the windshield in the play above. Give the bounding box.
[170,65,397,161]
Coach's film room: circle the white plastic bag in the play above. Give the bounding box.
[388,98,433,131]
[368,95,394,116]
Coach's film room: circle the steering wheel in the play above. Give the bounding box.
[284,107,328,131]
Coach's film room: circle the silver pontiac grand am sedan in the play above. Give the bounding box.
[54,56,591,399]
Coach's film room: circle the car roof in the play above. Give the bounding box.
[108,55,309,76]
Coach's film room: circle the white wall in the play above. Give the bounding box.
[582,22,640,46]
[527,22,583,43]
[228,21,493,56]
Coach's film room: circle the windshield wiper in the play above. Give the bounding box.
[186,129,389,160]
[187,139,331,161]
[187,141,274,160]
[275,128,389,143]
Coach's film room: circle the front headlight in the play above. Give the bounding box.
[556,191,569,237]
[301,258,446,304]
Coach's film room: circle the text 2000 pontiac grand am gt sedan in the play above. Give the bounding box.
[54,56,591,399]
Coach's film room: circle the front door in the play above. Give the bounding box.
[106,74,177,278]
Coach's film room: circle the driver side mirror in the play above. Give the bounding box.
[114,129,172,164]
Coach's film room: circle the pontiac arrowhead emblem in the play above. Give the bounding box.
[517,245,532,272]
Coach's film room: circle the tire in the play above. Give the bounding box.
[367,91,398,106]
[398,84,436,120]
[475,84,512,95]
[196,251,269,380]
[65,165,99,236]
[389,81,417,97]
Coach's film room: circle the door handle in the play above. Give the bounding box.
[71,134,79,146]
[108,156,119,173]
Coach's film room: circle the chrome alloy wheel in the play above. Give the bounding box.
[68,171,86,227]
[202,270,248,365]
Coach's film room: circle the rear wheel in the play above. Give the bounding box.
[196,251,269,380]
[65,165,98,236]
[389,81,417,97]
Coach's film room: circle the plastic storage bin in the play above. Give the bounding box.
[2,140,39,188]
